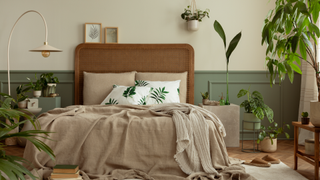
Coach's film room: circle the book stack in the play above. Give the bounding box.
[49,165,82,180]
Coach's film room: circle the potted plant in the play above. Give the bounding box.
[301,112,310,125]
[214,20,241,105]
[257,121,290,152]
[237,88,273,130]
[261,1,320,126]
[16,84,31,109]
[40,73,59,97]
[0,94,55,179]
[26,73,43,98]
[181,2,210,31]
[201,92,210,105]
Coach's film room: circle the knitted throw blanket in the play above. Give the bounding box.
[149,103,228,177]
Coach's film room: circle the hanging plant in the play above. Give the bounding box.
[180,0,209,31]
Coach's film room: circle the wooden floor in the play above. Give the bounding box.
[5,140,316,180]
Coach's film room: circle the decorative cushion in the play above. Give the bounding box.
[135,72,187,103]
[83,71,136,105]
[135,80,181,104]
[100,85,151,105]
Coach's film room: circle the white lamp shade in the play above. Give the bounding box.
[29,44,62,52]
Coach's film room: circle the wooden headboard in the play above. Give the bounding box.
[74,43,194,105]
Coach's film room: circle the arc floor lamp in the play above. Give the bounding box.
[7,10,62,95]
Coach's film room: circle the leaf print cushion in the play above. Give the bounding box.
[139,80,181,104]
[100,85,151,105]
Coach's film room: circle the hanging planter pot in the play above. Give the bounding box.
[187,20,199,31]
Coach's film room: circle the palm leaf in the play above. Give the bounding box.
[135,80,149,87]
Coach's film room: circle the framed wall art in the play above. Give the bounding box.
[105,27,118,43]
[85,23,102,43]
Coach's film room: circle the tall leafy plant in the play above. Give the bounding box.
[214,20,242,105]
[262,0,320,101]
[0,93,55,180]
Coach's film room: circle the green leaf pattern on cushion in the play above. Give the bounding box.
[135,80,149,87]
[105,98,119,105]
[177,88,180,95]
[151,87,169,104]
[138,96,147,105]
[113,84,119,88]
[123,86,136,98]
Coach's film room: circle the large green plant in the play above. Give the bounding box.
[214,20,242,105]
[237,88,274,123]
[262,0,320,101]
[0,93,55,180]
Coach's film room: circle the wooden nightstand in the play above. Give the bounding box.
[199,103,240,147]
[292,121,320,180]
[37,97,61,115]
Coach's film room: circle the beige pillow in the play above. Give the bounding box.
[135,72,188,103]
[83,71,136,105]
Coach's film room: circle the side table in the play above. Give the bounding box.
[37,97,61,115]
[199,103,240,147]
[292,121,320,180]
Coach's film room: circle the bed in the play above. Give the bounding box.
[23,43,254,180]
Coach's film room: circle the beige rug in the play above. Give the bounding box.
[243,162,308,180]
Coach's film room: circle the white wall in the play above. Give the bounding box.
[0,0,275,71]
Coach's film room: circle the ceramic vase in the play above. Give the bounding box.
[202,99,210,105]
[42,83,56,97]
[301,117,310,124]
[243,112,261,130]
[33,90,41,98]
[310,101,320,127]
[187,20,199,31]
[259,137,277,153]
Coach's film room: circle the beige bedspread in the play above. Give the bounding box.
[23,104,255,180]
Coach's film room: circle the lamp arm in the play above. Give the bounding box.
[7,10,48,96]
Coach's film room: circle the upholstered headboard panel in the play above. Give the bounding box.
[74,43,194,105]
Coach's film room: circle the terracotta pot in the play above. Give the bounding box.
[301,117,310,124]
[187,20,199,31]
[202,99,210,105]
[260,137,277,153]
[243,112,261,130]
[310,101,320,127]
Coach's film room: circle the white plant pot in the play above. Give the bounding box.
[310,100,320,127]
[18,100,27,109]
[187,20,199,31]
[243,112,261,130]
[33,90,42,98]
[259,137,277,153]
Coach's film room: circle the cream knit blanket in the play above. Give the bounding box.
[149,103,228,177]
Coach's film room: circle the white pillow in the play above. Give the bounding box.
[135,80,181,104]
[101,85,151,105]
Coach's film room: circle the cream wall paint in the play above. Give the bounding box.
[0,0,275,71]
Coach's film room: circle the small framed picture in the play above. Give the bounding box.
[85,23,102,43]
[105,27,118,43]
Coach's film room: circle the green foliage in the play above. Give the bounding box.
[201,92,209,99]
[181,5,210,22]
[237,88,274,123]
[135,80,149,87]
[261,0,320,87]
[40,73,59,88]
[257,121,290,145]
[301,111,309,118]
[105,98,118,105]
[0,94,55,180]
[16,84,31,103]
[26,73,43,91]
[177,88,180,95]
[151,87,169,104]
[138,96,147,105]
[123,86,136,98]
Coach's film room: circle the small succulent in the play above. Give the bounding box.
[301,112,309,118]
[201,92,209,99]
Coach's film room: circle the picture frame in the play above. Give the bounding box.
[105,27,118,44]
[85,23,102,43]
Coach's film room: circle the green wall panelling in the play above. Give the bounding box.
[0,70,301,139]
